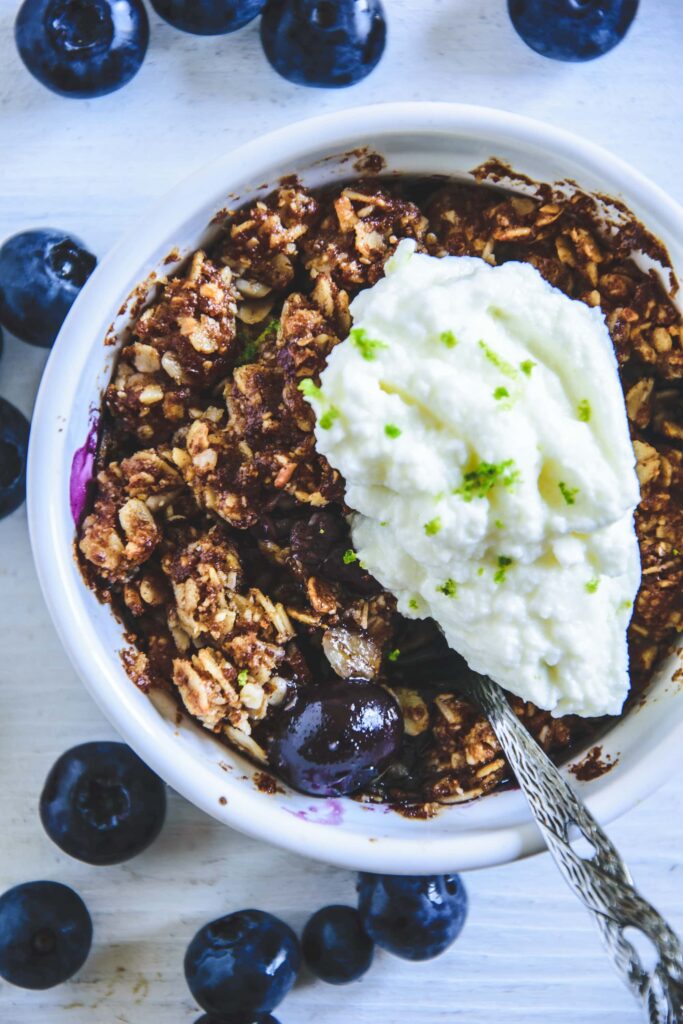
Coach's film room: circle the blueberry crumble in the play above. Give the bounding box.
[77,169,683,809]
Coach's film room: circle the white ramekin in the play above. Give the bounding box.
[27,103,683,874]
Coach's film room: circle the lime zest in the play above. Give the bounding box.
[436,578,458,598]
[342,549,358,565]
[479,339,518,379]
[439,329,458,348]
[350,327,388,361]
[237,318,280,366]
[298,377,323,401]
[424,517,442,536]
[494,555,513,584]
[454,459,520,501]
[577,399,592,422]
[559,481,579,506]
[319,407,340,430]
[384,423,402,439]
[299,377,339,430]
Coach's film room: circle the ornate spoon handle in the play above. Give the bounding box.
[463,672,683,1023]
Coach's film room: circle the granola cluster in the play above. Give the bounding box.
[78,173,683,808]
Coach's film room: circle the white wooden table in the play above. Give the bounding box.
[1,2,682,1022]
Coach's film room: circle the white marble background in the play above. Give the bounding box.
[1,2,682,1022]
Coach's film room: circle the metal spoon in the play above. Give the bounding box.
[460,671,683,1024]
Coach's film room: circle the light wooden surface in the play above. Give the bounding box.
[1,2,682,1022]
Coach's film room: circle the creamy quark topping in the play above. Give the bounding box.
[304,239,641,718]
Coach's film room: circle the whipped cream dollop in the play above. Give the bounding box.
[304,239,641,718]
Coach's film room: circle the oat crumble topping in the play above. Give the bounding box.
[78,173,683,807]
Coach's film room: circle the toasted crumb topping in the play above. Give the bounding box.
[79,175,683,809]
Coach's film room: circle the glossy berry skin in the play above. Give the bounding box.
[269,682,403,797]
[194,1017,280,1024]
[0,882,92,990]
[260,0,386,88]
[0,230,96,348]
[152,0,265,35]
[508,0,638,62]
[357,873,468,961]
[302,905,374,984]
[15,0,149,98]
[0,398,30,521]
[40,742,167,866]
[185,909,300,1020]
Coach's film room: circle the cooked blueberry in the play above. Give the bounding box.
[302,905,374,984]
[260,0,386,88]
[151,0,265,34]
[184,909,300,1019]
[0,398,30,521]
[357,873,468,961]
[40,741,166,865]
[508,0,638,61]
[289,511,345,572]
[15,0,149,98]
[289,512,378,594]
[269,681,403,797]
[0,230,96,348]
[0,881,92,990]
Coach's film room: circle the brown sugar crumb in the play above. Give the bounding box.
[254,771,284,795]
[391,801,441,820]
[570,746,619,782]
[352,151,386,176]
[133,250,239,387]
[120,647,152,692]
[302,185,428,289]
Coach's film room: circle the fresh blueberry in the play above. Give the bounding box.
[0,398,30,521]
[15,0,149,98]
[40,741,167,865]
[260,0,386,88]
[151,0,265,35]
[194,1018,280,1024]
[184,909,300,1020]
[0,881,92,990]
[357,873,468,961]
[0,230,96,348]
[302,904,374,984]
[508,0,638,62]
[269,681,403,797]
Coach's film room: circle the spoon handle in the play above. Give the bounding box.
[465,672,683,1024]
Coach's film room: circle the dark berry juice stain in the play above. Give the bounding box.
[69,414,99,526]
[390,801,440,820]
[570,745,618,782]
[352,149,386,175]
[253,771,283,795]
